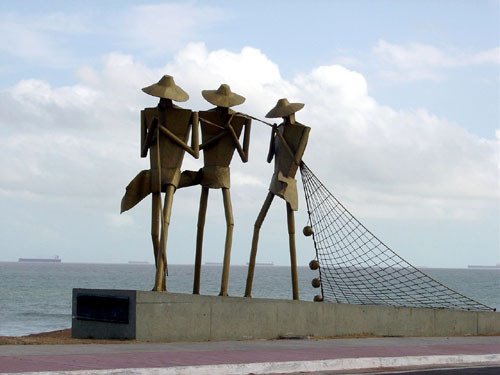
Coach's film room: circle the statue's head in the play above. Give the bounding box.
[202,84,246,108]
[265,98,304,120]
[142,75,189,102]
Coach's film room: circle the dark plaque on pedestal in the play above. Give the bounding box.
[76,294,129,324]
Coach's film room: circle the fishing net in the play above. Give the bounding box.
[300,162,494,311]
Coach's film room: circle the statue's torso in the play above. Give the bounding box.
[273,122,309,178]
[268,121,309,211]
[199,109,246,168]
[142,106,193,169]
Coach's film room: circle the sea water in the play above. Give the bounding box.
[0,262,498,337]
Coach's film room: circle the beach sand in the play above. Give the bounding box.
[2,328,497,346]
[0,329,135,345]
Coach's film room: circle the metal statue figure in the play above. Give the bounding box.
[121,75,199,291]
[245,98,310,300]
[179,84,251,296]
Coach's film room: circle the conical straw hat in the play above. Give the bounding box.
[202,84,245,108]
[142,75,189,102]
[265,98,304,118]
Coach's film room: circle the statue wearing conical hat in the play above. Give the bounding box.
[121,75,199,291]
[179,84,251,296]
[245,98,310,300]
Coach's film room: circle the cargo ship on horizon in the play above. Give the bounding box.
[18,255,61,263]
[467,263,500,269]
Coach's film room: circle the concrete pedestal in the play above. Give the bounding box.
[72,289,500,341]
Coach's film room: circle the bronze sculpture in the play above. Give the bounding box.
[121,75,199,291]
[179,84,251,296]
[245,98,310,300]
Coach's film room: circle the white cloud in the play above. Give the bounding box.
[12,79,98,108]
[0,44,497,225]
[373,40,500,81]
[231,171,266,188]
[469,47,500,65]
[294,65,374,110]
[107,213,134,228]
[293,64,498,218]
[374,40,455,68]
[119,4,226,56]
[165,43,296,112]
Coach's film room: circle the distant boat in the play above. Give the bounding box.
[246,262,274,266]
[468,263,500,269]
[128,261,150,265]
[18,255,61,263]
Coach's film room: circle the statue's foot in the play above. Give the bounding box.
[152,284,166,292]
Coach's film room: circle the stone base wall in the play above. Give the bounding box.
[72,289,500,341]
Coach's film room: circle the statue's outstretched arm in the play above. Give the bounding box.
[294,127,310,166]
[189,111,200,159]
[229,117,251,163]
[141,116,158,158]
[224,113,248,163]
[158,124,197,157]
[158,111,200,158]
[275,126,310,166]
[198,116,227,150]
[140,110,148,157]
[199,130,227,150]
[241,118,252,163]
[266,124,277,163]
[163,111,199,158]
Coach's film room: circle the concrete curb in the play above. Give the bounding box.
[7,353,500,375]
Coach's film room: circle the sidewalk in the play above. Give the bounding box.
[1,336,499,374]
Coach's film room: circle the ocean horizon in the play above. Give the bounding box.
[1,262,498,337]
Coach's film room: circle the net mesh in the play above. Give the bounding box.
[300,162,494,311]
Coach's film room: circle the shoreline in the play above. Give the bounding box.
[2,328,499,346]
[0,329,137,345]
[0,328,372,345]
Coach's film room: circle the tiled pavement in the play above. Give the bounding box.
[1,336,499,374]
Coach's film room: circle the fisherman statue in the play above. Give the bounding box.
[179,84,251,296]
[245,98,310,300]
[121,75,199,291]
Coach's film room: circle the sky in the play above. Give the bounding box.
[0,0,498,269]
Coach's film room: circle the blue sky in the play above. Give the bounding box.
[1,0,497,138]
[0,0,498,269]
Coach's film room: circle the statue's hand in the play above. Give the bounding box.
[150,117,159,131]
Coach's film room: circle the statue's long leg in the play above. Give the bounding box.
[219,188,234,296]
[245,192,274,297]
[151,192,161,268]
[193,187,209,294]
[153,184,175,291]
[287,202,299,300]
